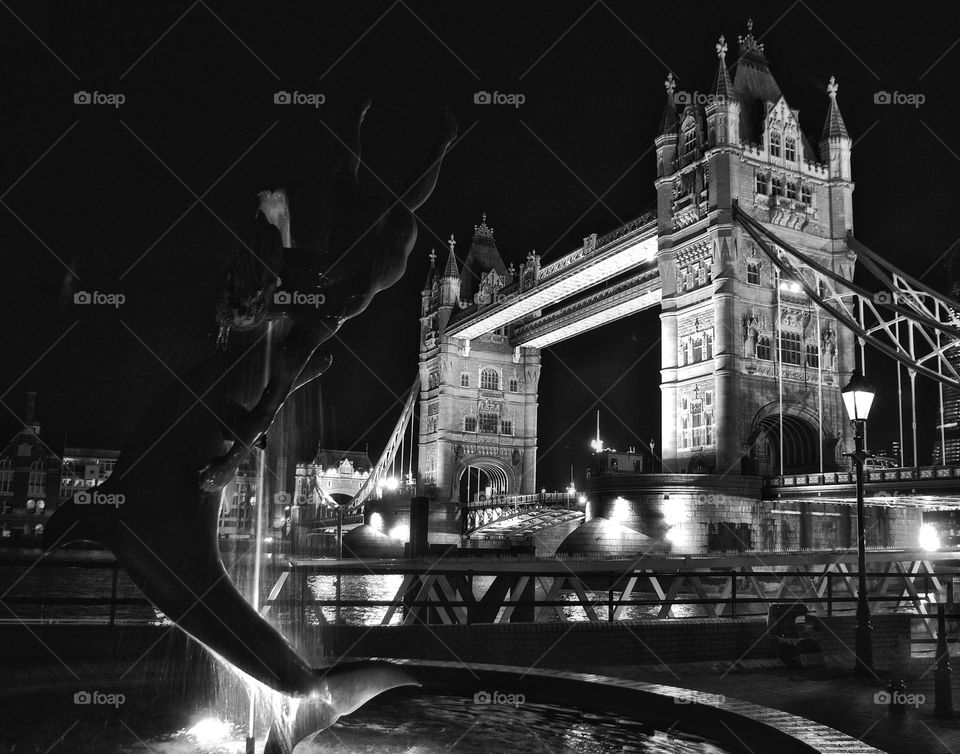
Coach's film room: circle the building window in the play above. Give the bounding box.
[806,344,820,368]
[678,340,687,367]
[704,331,713,359]
[747,261,760,285]
[501,420,513,435]
[464,416,477,432]
[478,412,499,434]
[757,336,772,360]
[0,460,12,494]
[801,185,812,204]
[509,378,519,392]
[770,131,781,157]
[460,373,469,387]
[480,368,500,391]
[755,172,768,195]
[691,397,713,446]
[777,331,803,365]
[771,177,783,197]
[785,135,796,162]
[28,461,45,496]
[692,336,704,363]
[680,416,690,448]
[683,128,696,154]
[696,264,707,286]
[786,181,798,200]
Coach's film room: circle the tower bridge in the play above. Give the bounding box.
[344,21,960,556]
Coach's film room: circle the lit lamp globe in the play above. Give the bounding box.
[841,369,875,423]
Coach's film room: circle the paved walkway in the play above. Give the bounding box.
[584,656,960,753]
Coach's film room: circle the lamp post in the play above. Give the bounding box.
[841,368,876,676]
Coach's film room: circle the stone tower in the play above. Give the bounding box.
[656,22,856,476]
[417,216,541,502]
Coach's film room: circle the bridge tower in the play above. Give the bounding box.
[417,216,541,503]
[656,23,856,476]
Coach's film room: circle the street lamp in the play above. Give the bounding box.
[841,368,876,676]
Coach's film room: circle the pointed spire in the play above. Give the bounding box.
[821,75,849,140]
[712,35,734,101]
[443,234,459,278]
[658,71,679,135]
[422,248,437,291]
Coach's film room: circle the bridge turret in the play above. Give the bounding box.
[439,234,462,314]
[819,76,854,236]
[655,72,679,180]
[705,35,740,149]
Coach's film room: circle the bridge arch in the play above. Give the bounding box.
[744,404,828,476]
[456,456,516,503]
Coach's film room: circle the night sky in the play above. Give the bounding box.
[2,1,959,489]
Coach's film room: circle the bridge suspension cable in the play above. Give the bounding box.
[734,204,960,392]
[344,374,421,514]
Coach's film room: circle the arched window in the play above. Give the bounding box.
[28,460,45,496]
[770,131,781,157]
[704,332,713,360]
[785,135,796,162]
[508,378,519,392]
[771,177,783,197]
[692,336,704,363]
[786,181,798,200]
[806,344,820,368]
[755,172,768,195]
[757,336,771,360]
[464,416,477,432]
[801,185,812,204]
[460,372,469,387]
[480,368,500,391]
[746,261,761,285]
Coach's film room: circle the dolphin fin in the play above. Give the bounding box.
[263,661,420,754]
[44,498,107,551]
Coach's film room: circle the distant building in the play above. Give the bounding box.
[295,449,372,508]
[0,393,62,543]
[59,447,120,505]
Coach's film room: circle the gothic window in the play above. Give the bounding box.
[690,397,713,446]
[806,344,820,368]
[680,416,690,448]
[0,459,11,494]
[777,331,803,365]
[747,261,761,285]
[683,128,696,154]
[786,181,798,200]
[801,185,812,204]
[464,416,477,432]
[785,135,797,162]
[770,131,781,157]
[501,420,513,435]
[480,368,500,391]
[696,263,707,286]
[755,172,768,195]
[771,177,783,197]
[28,461,44,496]
[685,340,694,365]
[460,372,469,388]
[678,340,686,367]
[704,331,713,359]
[509,378,519,392]
[757,336,772,360]
[478,412,499,434]
[678,266,688,291]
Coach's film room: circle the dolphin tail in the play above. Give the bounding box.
[44,496,108,551]
[263,660,420,754]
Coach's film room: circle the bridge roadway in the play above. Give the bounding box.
[763,464,960,507]
[446,212,659,346]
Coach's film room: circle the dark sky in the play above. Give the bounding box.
[2,1,959,489]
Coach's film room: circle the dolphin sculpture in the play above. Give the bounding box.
[45,100,456,719]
